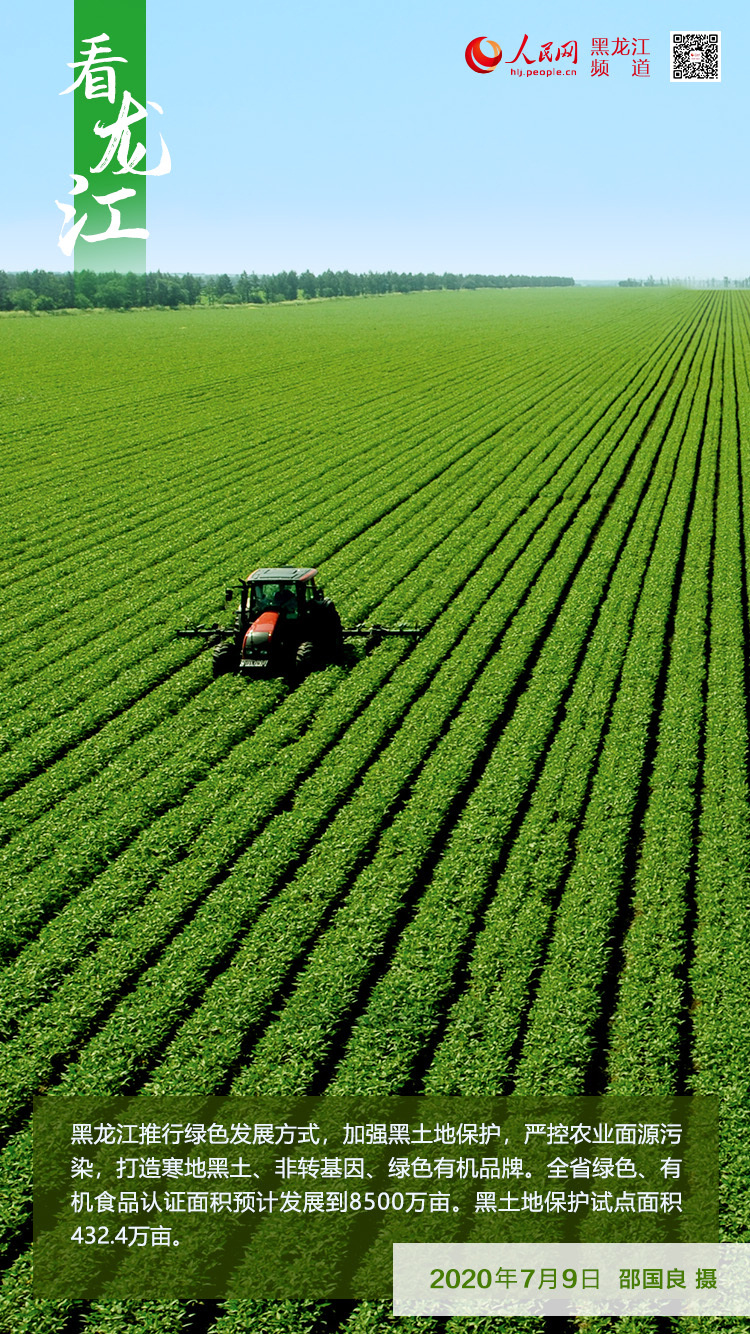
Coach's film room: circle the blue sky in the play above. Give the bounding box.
[1,0,745,279]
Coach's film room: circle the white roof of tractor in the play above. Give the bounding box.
[248,567,318,582]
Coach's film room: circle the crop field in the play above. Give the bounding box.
[1,286,749,1333]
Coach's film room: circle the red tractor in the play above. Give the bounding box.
[177,566,422,678]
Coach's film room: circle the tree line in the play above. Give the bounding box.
[0,268,574,311]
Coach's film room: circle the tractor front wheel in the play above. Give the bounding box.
[212,643,238,678]
[295,641,315,675]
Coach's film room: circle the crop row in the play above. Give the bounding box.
[603,308,720,1095]
[666,294,750,1334]
[320,300,718,1098]
[509,301,724,1096]
[687,294,750,1246]
[420,295,721,1096]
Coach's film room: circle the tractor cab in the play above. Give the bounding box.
[247,568,320,621]
[248,568,317,618]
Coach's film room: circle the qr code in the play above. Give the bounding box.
[670,32,720,81]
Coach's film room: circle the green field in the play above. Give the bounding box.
[2,288,749,1332]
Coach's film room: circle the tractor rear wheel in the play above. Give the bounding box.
[212,643,238,678]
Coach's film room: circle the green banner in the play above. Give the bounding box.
[64,0,149,272]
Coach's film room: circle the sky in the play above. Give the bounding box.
[1,0,746,280]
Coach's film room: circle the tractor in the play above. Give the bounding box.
[176,566,423,678]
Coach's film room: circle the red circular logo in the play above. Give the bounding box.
[465,37,502,72]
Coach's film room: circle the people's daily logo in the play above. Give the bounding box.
[464,37,502,72]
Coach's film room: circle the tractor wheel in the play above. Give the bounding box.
[295,641,315,674]
[212,643,238,678]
